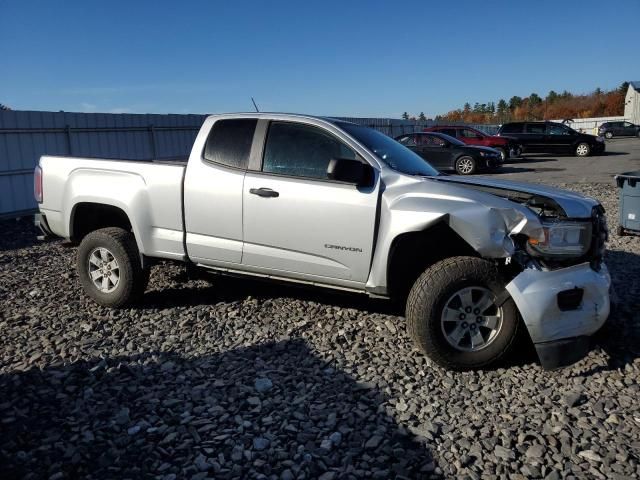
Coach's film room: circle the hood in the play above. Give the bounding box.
[432,175,599,218]
[461,145,500,154]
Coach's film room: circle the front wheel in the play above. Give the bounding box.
[406,256,521,370]
[575,142,591,157]
[455,156,477,175]
[604,131,613,139]
[77,227,149,308]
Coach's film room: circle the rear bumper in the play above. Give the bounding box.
[506,262,610,370]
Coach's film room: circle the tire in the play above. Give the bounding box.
[495,147,508,161]
[575,142,591,157]
[406,256,521,370]
[617,225,626,237]
[604,131,613,139]
[77,227,148,308]
[454,156,477,175]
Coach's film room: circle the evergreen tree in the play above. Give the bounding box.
[508,96,523,110]
[402,112,409,120]
[418,112,426,121]
[529,93,542,106]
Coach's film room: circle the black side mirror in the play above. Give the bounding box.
[327,158,375,187]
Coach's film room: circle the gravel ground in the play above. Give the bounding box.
[1,183,639,480]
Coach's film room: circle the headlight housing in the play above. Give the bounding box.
[527,221,592,258]
[479,151,497,157]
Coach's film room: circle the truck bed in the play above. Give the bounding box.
[39,155,187,260]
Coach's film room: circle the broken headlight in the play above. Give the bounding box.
[527,221,592,258]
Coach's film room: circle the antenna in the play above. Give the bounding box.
[251,97,260,112]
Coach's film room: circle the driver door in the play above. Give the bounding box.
[242,121,379,285]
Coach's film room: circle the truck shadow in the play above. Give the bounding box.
[143,267,400,316]
[0,340,440,479]
[586,249,640,374]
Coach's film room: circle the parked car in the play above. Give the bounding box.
[598,121,640,139]
[424,125,520,161]
[497,121,605,157]
[35,113,610,371]
[395,132,503,175]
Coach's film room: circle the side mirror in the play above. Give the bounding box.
[327,158,375,187]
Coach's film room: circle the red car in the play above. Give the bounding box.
[424,125,520,161]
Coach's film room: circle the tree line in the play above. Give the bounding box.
[402,82,629,124]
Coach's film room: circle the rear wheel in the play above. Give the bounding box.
[575,142,591,157]
[604,131,613,139]
[455,156,476,175]
[77,227,148,308]
[406,256,521,370]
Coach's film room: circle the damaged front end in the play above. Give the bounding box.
[435,177,611,369]
[370,173,611,369]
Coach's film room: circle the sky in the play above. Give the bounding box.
[1,0,638,118]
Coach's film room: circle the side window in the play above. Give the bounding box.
[441,128,457,137]
[430,136,446,147]
[203,119,257,169]
[397,135,416,147]
[461,128,481,138]
[623,122,632,127]
[262,122,357,179]
[415,135,431,146]
[548,124,570,135]
[501,123,523,134]
[525,124,546,134]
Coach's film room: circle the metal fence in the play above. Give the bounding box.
[0,110,505,218]
[0,110,207,218]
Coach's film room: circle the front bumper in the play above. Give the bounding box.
[506,262,610,369]
[592,142,606,154]
[482,156,503,169]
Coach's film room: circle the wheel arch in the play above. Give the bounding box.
[385,222,479,299]
[70,202,141,251]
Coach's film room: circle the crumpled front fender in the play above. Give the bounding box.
[366,174,545,294]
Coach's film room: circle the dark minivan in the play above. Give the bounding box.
[598,121,640,139]
[497,121,605,157]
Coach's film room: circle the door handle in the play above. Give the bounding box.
[249,187,279,198]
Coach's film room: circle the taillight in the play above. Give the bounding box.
[34,165,43,203]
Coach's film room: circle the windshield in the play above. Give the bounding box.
[339,124,440,176]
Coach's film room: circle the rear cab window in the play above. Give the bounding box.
[203,119,258,169]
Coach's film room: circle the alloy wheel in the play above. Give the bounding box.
[88,247,120,293]
[440,286,503,351]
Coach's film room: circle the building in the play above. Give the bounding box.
[624,81,640,124]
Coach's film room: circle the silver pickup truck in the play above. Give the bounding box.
[35,113,611,370]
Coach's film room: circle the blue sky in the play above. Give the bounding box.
[1,0,638,117]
